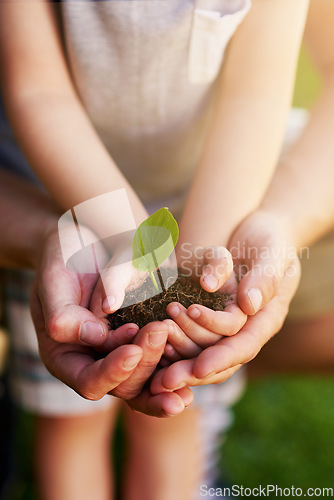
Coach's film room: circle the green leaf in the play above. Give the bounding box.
[132,208,179,277]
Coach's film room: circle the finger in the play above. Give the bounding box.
[193,262,301,379]
[150,359,194,394]
[150,366,169,394]
[200,246,233,292]
[95,259,136,315]
[96,323,140,352]
[36,322,143,402]
[74,345,143,400]
[163,341,183,363]
[31,279,109,347]
[128,387,193,418]
[163,318,202,358]
[167,302,222,348]
[111,322,168,400]
[31,291,145,400]
[187,303,247,336]
[194,365,242,385]
[150,358,241,394]
[217,271,239,298]
[237,250,299,316]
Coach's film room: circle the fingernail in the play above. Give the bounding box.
[247,288,263,313]
[103,296,116,311]
[203,274,218,290]
[168,304,180,317]
[168,323,174,334]
[164,343,175,356]
[79,321,105,345]
[123,354,142,370]
[127,327,139,337]
[148,331,167,346]
[188,306,201,319]
[170,382,186,391]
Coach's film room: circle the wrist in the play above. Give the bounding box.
[228,208,299,270]
[28,212,60,269]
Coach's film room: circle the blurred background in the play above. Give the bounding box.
[0,42,333,500]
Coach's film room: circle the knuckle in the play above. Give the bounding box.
[272,304,289,335]
[76,371,103,401]
[46,313,66,342]
[267,272,279,295]
[223,343,238,367]
[205,314,218,332]
[78,386,101,401]
[244,333,262,363]
[181,316,195,333]
[113,386,140,400]
[138,357,156,370]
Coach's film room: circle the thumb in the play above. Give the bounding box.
[237,248,293,315]
[31,279,109,347]
[200,246,234,292]
[98,259,137,314]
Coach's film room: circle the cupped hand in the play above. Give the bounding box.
[164,210,302,365]
[162,245,247,360]
[151,255,300,394]
[30,226,193,417]
[229,210,299,316]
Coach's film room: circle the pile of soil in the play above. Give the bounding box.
[109,268,231,330]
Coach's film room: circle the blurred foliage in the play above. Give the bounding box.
[293,45,322,109]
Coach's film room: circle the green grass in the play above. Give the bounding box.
[222,376,334,490]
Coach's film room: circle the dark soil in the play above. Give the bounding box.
[108,268,231,330]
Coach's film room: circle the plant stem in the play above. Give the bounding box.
[156,266,165,292]
[150,271,159,292]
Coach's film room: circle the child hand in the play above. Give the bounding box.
[162,246,247,361]
[89,242,144,324]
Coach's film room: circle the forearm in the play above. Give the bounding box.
[260,76,334,249]
[0,0,147,227]
[178,94,292,249]
[0,169,59,268]
[4,93,148,226]
[179,0,309,250]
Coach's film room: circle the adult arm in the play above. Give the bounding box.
[0,0,147,222]
[0,0,149,310]
[0,168,59,268]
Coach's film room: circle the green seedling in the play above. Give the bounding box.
[132,207,179,292]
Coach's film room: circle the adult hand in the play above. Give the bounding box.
[150,211,301,392]
[30,227,193,417]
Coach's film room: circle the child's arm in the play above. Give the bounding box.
[0,1,147,223]
[166,0,309,358]
[178,0,309,256]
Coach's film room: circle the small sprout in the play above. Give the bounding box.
[132,208,179,291]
